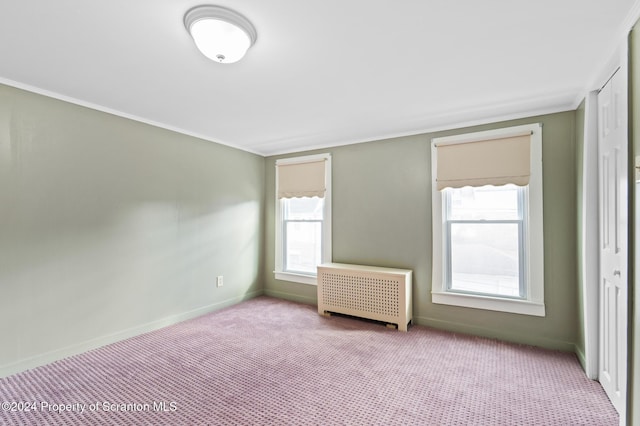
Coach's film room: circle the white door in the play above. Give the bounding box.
[597,68,628,418]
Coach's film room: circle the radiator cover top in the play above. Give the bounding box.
[317,263,412,331]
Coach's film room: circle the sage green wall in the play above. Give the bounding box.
[264,111,578,351]
[0,84,265,377]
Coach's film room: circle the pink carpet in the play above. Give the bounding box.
[0,296,618,425]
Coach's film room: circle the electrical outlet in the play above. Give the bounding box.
[216,276,224,287]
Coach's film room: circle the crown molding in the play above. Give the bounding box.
[262,91,577,156]
[0,77,262,156]
[578,0,640,99]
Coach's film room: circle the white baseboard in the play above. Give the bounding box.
[574,344,588,375]
[0,290,262,379]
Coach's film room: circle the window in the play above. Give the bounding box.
[275,154,331,285]
[431,124,544,316]
[282,196,324,274]
[445,185,526,298]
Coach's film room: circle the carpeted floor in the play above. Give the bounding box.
[0,296,618,425]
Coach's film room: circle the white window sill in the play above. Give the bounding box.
[274,271,317,285]
[432,291,545,317]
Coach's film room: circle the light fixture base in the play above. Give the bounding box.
[184,5,257,49]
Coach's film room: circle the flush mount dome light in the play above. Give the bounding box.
[184,5,257,64]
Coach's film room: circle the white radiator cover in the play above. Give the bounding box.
[317,263,413,331]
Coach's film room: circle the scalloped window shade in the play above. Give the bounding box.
[435,132,531,191]
[277,160,326,199]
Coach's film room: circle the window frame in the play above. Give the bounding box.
[431,123,545,316]
[274,153,332,285]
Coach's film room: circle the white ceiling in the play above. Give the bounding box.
[0,1,638,155]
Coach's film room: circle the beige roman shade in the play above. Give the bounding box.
[435,132,531,191]
[277,159,326,199]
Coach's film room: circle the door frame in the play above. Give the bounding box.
[581,90,599,380]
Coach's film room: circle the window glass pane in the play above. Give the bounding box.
[447,185,520,220]
[285,221,322,274]
[283,197,324,220]
[450,223,521,297]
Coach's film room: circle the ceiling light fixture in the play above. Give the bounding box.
[184,5,257,64]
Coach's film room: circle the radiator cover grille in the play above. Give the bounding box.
[322,273,400,317]
[317,263,412,331]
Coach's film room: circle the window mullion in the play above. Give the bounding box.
[447,219,521,224]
